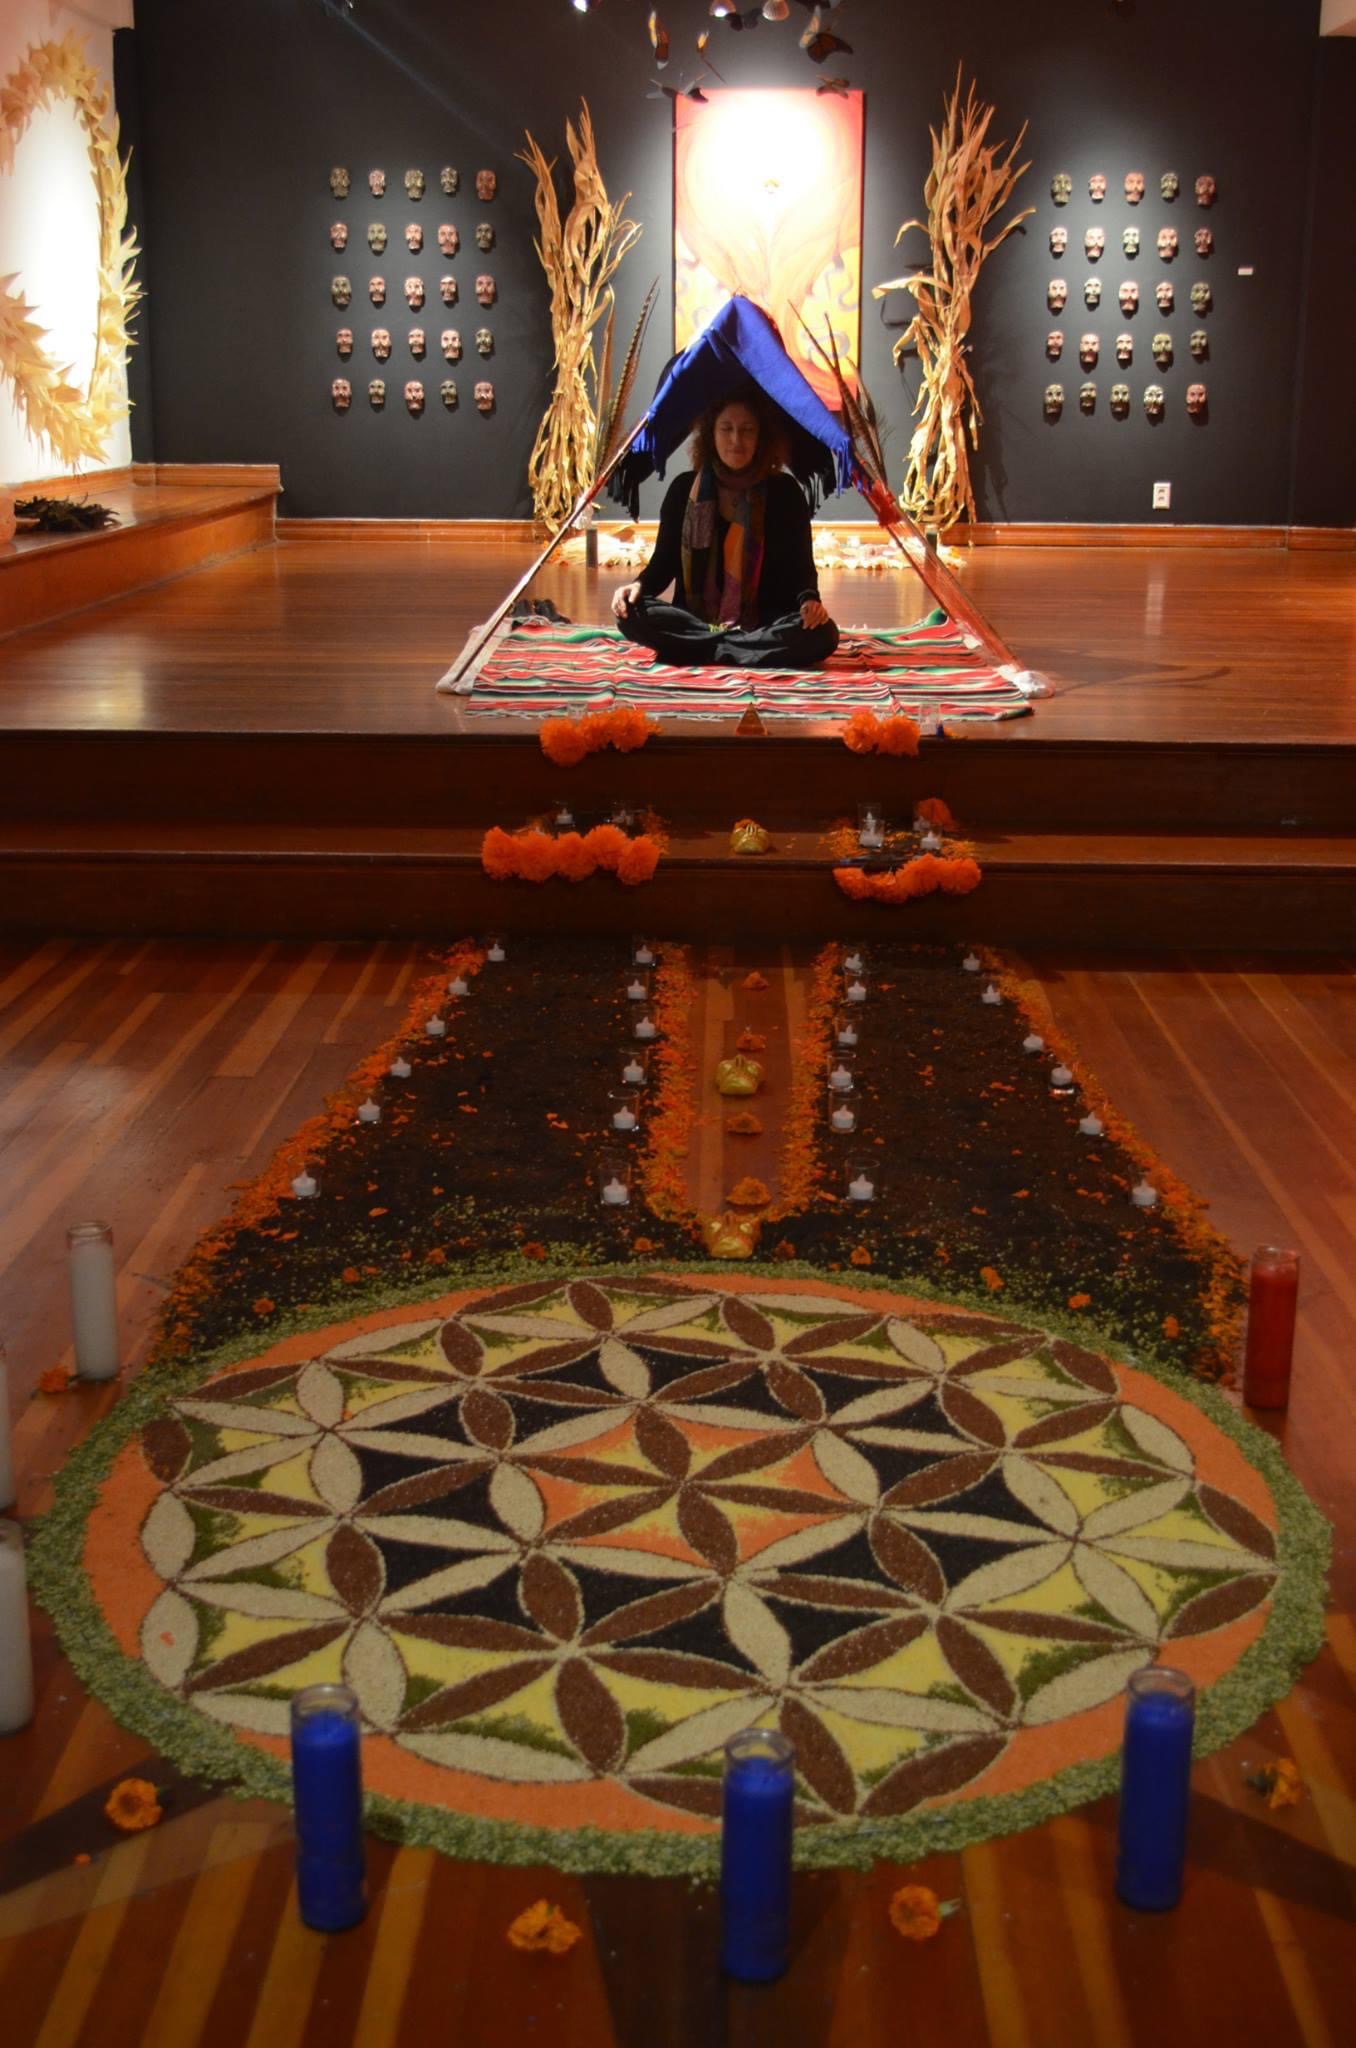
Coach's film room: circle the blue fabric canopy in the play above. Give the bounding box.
[610,295,858,516]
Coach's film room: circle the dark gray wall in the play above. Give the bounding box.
[121,0,1347,524]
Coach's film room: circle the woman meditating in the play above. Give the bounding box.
[611,391,839,669]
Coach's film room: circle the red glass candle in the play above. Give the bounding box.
[1242,1246,1299,1409]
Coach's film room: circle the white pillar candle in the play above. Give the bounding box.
[1131,1180,1160,1209]
[389,1056,412,1078]
[290,1171,319,1199]
[981,984,1003,1006]
[601,1177,630,1206]
[1079,1114,1105,1137]
[1022,1033,1045,1054]
[828,1064,854,1093]
[612,1107,637,1131]
[634,1016,657,1040]
[1050,1065,1075,1089]
[0,1347,13,1512]
[67,1222,118,1382]
[0,1522,34,1732]
[831,1105,855,1132]
[425,1015,447,1036]
[448,976,469,997]
[845,980,867,1004]
[622,1059,646,1086]
[357,1098,382,1124]
[848,1174,875,1202]
[962,952,981,973]
[486,943,506,963]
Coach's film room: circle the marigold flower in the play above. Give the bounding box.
[916,797,958,830]
[736,1029,766,1053]
[832,865,872,900]
[1068,1292,1091,1310]
[1162,1314,1181,1339]
[725,1111,763,1136]
[104,1779,163,1833]
[252,1296,276,1316]
[506,1899,583,1955]
[521,1242,547,1260]
[773,1239,797,1260]
[1265,1759,1303,1809]
[553,832,597,882]
[741,970,769,991]
[424,1247,447,1264]
[726,1176,771,1209]
[888,1884,942,1941]
[510,831,556,883]
[616,835,661,886]
[480,825,520,880]
[980,1266,1004,1291]
[341,1265,361,1284]
[938,856,983,895]
[850,1246,873,1267]
[630,1236,658,1257]
[583,823,628,870]
[876,713,921,757]
[842,708,881,754]
[39,1365,72,1395]
[608,706,656,753]
[539,718,590,767]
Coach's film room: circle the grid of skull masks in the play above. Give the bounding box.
[1045,168,1216,424]
[327,165,499,417]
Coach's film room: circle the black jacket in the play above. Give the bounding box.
[636,470,822,625]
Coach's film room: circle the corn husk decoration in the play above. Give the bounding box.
[872,69,1033,532]
[517,103,648,536]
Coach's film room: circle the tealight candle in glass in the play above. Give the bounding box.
[856,802,886,851]
[425,1013,447,1036]
[610,1090,641,1133]
[357,1097,381,1123]
[827,1053,856,1094]
[834,1010,860,1050]
[919,828,943,853]
[389,1055,412,1079]
[634,1012,658,1041]
[842,946,868,977]
[827,1091,856,1133]
[553,803,576,832]
[846,1158,879,1203]
[67,1221,118,1381]
[631,937,657,967]
[448,974,470,998]
[291,1170,319,1199]
[625,969,651,1004]
[598,1153,632,1206]
[844,974,869,1005]
[1049,1063,1076,1095]
[484,935,506,963]
[620,1050,650,1088]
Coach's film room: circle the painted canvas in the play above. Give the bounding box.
[674,88,863,411]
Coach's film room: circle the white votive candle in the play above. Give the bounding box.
[622,1059,645,1086]
[828,1063,854,1093]
[448,976,469,997]
[0,1345,13,1512]
[426,1015,447,1036]
[1131,1180,1160,1209]
[981,984,1003,1006]
[962,952,981,973]
[389,1056,412,1079]
[626,978,647,1001]
[843,951,865,975]
[634,1016,657,1040]
[848,1174,875,1202]
[846,979,867,1004]
[612,1107,637,1131]
[602,1177,630,1206]
[486,942,506,962]
[0,1522,34,1733]
[836,1024,858,1048]
[290,1171,319,1199]
[357,1098,381,1123]
[1022,1033,1045,1054]
[555,807,576,829]
[831,1105,855,1132]
[1050,1065,1075,1089]
[920,830,943,853]
[67,1221,118,1382]
[1079,1114,1105,1137]
[858,824,884,850]
[633,943,655,966]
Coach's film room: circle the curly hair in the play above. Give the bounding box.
[689,388,790,474]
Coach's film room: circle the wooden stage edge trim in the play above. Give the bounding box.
[277,515,1356,550]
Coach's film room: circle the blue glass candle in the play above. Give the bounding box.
[290,1683,367,1932]
[720,1727,795,1982]
[1115,1665,1196,1911]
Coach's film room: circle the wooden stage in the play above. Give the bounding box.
[0,494,1354,949]
[0,935,1352,2047]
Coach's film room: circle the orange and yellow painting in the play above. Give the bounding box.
[674,87,863,410]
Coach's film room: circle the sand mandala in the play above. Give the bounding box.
[61,1269,1325,1873]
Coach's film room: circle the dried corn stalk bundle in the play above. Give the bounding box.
[517,103,642,535]
[872,70,1031,533]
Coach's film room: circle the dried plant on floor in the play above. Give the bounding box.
[517,102,644,535]
[872,69,1033,533]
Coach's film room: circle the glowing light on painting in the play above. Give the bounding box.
[674,88,862,409]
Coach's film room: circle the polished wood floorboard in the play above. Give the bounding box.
[0,937,1353,2045]
[0,537,1353,746]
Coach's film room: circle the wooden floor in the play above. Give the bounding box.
[0,533,1352,746]
[0,937,1352,2046]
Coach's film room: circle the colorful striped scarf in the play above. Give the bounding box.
[680,463,768,629]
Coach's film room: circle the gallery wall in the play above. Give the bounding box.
[119,0,1353,526]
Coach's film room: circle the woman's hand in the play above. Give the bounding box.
[800,597,830,630]
[612,581,643,620]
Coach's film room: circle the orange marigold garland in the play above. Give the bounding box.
[770,942,839,1221]
[832,855,982,904]
[540,707,659,766]
[480,825,662,887]
[636,946,700,1226]
[841,708,920,758]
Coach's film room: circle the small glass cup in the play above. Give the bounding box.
[826,1052,856,1095]
[620,1049,650,1088]
[633,1010,658,1041]
[631,936,657,967]
[67,1220,118,1382]
[845,1158,879,1203]
[624,968,651,1004]
[834,1009,861,1050]
[827,1091,857,1134]
[552,801,577,833]
[610,1089,641,1134]
[843,971,869,1006]
[598,1153,632,1206]
[483,933,507,963]
[842,945,869,978]
[856,802,886,852]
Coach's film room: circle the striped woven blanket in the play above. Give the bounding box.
[439,613,1039,723]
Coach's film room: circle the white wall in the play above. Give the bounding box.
[0,0,136,485]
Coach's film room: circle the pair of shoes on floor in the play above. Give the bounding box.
[509,597,572,625]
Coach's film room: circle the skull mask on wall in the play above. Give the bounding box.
[332,275,352,308]
[474,380,495,413]
[441,379,458,408]
[1143,383,1165,419]
[1119,281,1140,315]
[475,327,494,356]
[336,327,353,356]
[331,378,351,411]
[1160,171,1180,201]
[1079,382,1097,411]
[1084,277,1102,308]
[441,329,462,360]
[1151,332,1173,368]
[330,222,348,250]
[405,277,425,308]
[1122,227,1140,257]
[408,328,425,356]
[1157,227,1178,260]
[1124,171,1145,204]
[437,224,459,256]
[440,276,459,305]
[1195,174,1217,208]
[369,379,386,408]
[1048,278,1068,311]
[1079,333,1099,368]
[405,169,425,200]
[1046,330,1064,359]
[405,380,424,414]
[1191,282,1213,313]
[475,169,497,201]
[1049,226,1067,256]
[440,166,459,195]
[405,224,423,252]
[475,222,495,253]
[367,223,387,254]
[1155,281,1175,312]
[1190,329,1209,359]
[1084,227,1105,261]
[1051,171,1072,205]
[1110,383,1131,416]
[1043,384,1064,418]
[369,276,386,305]
[1115,332,1133,365]
[1194,227,1213,257]
[329,167,350,199]
[1186,382,1208,416]
[475,274,497,307]
[369,169,386,196]
[1088,173,1107,202]
[371,328,391,360]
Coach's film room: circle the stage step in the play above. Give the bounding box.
[1,820,1352,951]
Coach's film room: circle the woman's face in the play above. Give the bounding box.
[714,402,759,472]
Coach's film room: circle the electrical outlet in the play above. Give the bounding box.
[1152,481,1171,510]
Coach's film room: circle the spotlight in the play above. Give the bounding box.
[709,1,736,17]
[571,0,600,13]
[762,0,791,18]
